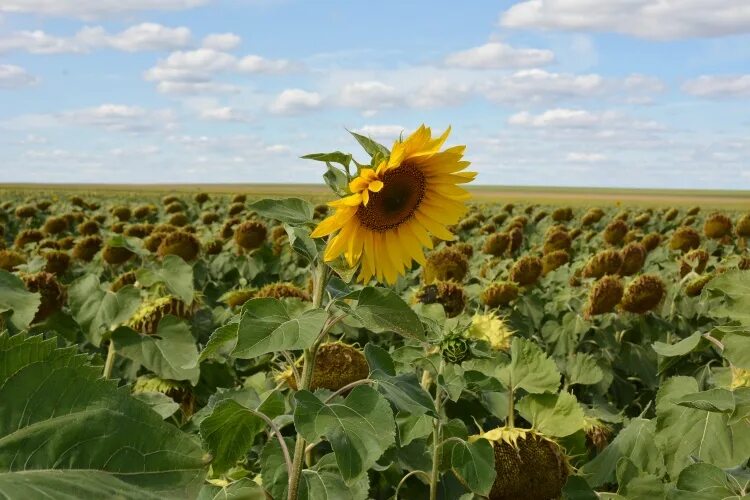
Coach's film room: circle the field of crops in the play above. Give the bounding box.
[2,133,750,500]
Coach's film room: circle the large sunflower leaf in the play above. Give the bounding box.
[136,254,194,304]
[497,337,561,394]
[247,198,313,226]
[581,417,665,488]
[0,333,206,497]
[0,270,40,331]
[293,385,395,483]
[516,392,586,437]
[0,470,162,500]
[232,298,327,359]
[200,392,284,474]
[656,377,750,479]
[67,274,141,346]
[111,315,200,384]
[344,287,425,341]
[449,438,496,496]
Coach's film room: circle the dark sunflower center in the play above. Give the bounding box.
[356,163,426,232]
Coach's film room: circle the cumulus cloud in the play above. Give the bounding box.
[353,125,405,142]
[145,47,297,94]
[269,89,322,114]
[0,0,208,19]
[566,152,607,163]
[444,41,554,69]
[0,23,191,54]
[202,33,241,50]
[0,64,38,88]
[500,0,750,40]
[61,104,175,132]
[508,108,663,131]
[682,75,750,98]
[199,106,249,122]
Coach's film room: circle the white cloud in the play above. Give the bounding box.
[145,47,296,94]
[0,64,38,88]
[269,89,322,114]
[682,75,750,98]
[202,33,241,51]
[444,41,554,69]
[480,69,605,103]
[265,144,290,153]
[339,81,401,111]
[508,108,663,131]
[199,106,248,122]
[0,23,191,54]
[566,152,607,162]
[500,0,750,40]
[0,0,208,19]
[62,104,175,132]
[354,125,405,143]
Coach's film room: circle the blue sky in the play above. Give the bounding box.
[0,0,748,188]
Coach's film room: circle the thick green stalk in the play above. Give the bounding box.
[103,341,116,379]
[287,261,327,500]
[429,361,445,500]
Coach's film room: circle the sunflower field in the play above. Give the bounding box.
[1,126,750,500]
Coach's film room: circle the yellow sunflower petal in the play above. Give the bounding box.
[329,193,363,208]
[415,210,456,241]
[311,206,356,238]
[369,180,384,192]
[362,189,370,206]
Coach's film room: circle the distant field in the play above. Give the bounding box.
[1,183,748,208]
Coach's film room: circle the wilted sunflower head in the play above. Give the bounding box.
[234,220,268,251]
[482,232,510,257]
[736,214,750,238]
[585,275,624,318]
[467,312,514,351]
[0,250,26,272]
[704,212,733,239]
[422,247,469,284]
[310,125,475,284]
[481,282,519,308]
[621,274,666,314]
[670,226,701,253]
[43,250,71,275]
[581,207,604,226]
[542,249,570,275]
[471,427,571,500]
[23,271,66,323]
[72,235,103,262]
[619,242,646,276]
[582,416,612,452]
[256,282,310,301]
[221,288,256,308]
[14,229,44,248]
[415,280,466,317]
[128,295,199,335]
[603,219,628,246]
[582,249,622,279]
[509,255,543,286]
[280,342,369,391]
[157,231,201,262]
[685,273,713,297]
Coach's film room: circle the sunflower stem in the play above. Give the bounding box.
[103,340,116,379]
[288,260,328,500]
[429,359,445,500]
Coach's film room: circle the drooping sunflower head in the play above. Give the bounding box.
[310,125,475,284]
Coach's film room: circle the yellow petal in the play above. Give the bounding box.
[415,210,455,241]
[409,219,435,250]
[369,180,384,192]
[362,189,370,206]
[329,193,363,208]
[310,206,356,238]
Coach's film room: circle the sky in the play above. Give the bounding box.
[0,0,748,189]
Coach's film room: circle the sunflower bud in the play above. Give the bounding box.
[467,312,514,351]
[440,333,470,364]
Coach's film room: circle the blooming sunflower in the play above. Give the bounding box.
[310,125,475,284]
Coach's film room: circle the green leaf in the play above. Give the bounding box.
[323,163,349,197]
[136,254,194,304]
[565,353,604,386]
[656,376,750,479]
[581,418,665,488]
[652,331,703,357]
[348,130,390,158]
[365,344,436,417]
[0,470,162,500]
[615,459,667,499]
[517,392,585,437]
[0,333,205,496]
[293,385,395,483]
[723,333,750,369]
[260,437,293,500]
[450,438,496,496]
[347,287,425,340]
[200,392,284,474]
[132,391,180,419]
[0,270,40,330]
[197,478,266,500]
[232,299,327,359]
[675,388,735,413]
[199,323,239,362]
[111,316,200,384]
[247,198,313,226]
[498,337,561,394]
[397,413,433,446]
[284,224,319,263]
[301,151,352,168]
[702,270,750,326]
[672,462,745,499]
[439,363,466,402]
[68,274,142,346]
